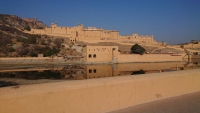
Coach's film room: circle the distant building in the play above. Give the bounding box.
[82,46,119,63]
[82,46,183,63]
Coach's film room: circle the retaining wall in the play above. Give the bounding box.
[0,69,200,113]
[0,57,66,64]
[116,54,184,63]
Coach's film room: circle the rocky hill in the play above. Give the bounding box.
[0,14,47,30]
[0,14,74,57]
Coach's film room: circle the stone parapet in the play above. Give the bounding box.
[0,69,200,113]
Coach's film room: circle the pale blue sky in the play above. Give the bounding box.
[0,0,200,44]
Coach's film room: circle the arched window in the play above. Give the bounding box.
[88,54,92,58]
[93,54,96,58]
[89,69,92,73]
[93,69,96,73]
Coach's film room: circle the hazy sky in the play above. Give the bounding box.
[0,0,200,44]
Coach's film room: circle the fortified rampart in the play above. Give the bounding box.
[30,23,159,44]
[0,69,200,113]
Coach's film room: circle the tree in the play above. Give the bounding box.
[131,44,146,55]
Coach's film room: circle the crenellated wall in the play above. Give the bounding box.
[29,23,158,44]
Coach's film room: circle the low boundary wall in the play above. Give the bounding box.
[0,57,67,64]
[0,54,185,64]
[0,69,200,113]
[116,54,184,63]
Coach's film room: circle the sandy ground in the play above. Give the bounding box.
[109,91,200,113]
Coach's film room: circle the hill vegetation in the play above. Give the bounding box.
[0,24,63,57]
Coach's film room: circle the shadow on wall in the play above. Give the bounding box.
[131,70,145,75]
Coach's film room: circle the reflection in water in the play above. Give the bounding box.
[0,81,19,87]
[0,71,63,80]
[0,60,200,87]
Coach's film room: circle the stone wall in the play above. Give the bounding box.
[0,69,200,113]
[183,43,200,48]
[29,23,158,44]
[116,54,184,63]
[0,57,65,64]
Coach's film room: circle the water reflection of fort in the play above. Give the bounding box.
[1,61,199,81]
[82,62,200,79]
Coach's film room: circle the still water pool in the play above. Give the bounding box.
[0,61,200,87]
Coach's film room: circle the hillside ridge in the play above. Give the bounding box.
[0,14,47,30]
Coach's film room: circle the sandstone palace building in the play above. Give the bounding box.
[30,23,159,44]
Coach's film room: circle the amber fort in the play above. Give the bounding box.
[30,23,164,45]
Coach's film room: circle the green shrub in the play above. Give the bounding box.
[41,39,46,45]
[43,47,60,57]
[17,35,37,44]
[16,36,27,43]
[9,47,15,52]
[24,26,31,31]
[37,26,44,29]
[30,53,38,57]
[131,44,146,55]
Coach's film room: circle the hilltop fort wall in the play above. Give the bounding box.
[30,23,158,44]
